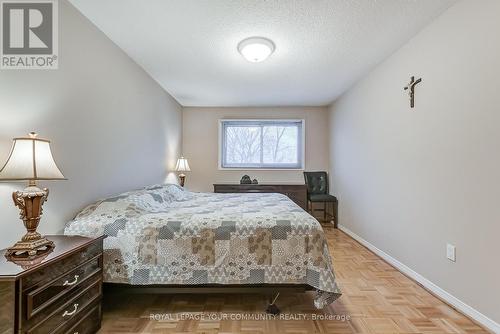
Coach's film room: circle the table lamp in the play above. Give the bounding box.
[175,157,190,187]
[0,132,66,258]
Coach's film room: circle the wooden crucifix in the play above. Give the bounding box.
[404,76,422,108]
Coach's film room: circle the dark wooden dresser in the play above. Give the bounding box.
[0,235,105,334]
[214,183,307,210]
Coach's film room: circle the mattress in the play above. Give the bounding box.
[64,184,341,308]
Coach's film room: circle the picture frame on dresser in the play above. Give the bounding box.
[0,235,105,334]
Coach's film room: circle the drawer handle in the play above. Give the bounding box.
[62,303,79,317]
[63,275,79,286]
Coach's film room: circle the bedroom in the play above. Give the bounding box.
[0,0,499,333]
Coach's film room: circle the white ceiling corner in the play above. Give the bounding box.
[69,0,456,107]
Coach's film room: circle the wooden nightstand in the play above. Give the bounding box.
[0,235,105,334]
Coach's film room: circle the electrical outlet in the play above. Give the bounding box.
[446,244,456,262]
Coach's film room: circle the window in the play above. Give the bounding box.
[219,119,304,169]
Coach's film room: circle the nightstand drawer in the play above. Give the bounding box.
[61,304,101,334]
[27,278,102,334]
[22,241,102,292]
[26,255,101,320]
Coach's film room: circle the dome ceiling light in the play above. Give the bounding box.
[237,37,275,63]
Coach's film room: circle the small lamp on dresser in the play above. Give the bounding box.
[175,156,190,187]
[0,132,66,258]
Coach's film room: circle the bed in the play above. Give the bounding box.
[63,184,341,308]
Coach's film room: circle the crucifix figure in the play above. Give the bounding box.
[404,76,422,108]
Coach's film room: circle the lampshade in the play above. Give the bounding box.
[0,132,65,181]
[175,157,191,172]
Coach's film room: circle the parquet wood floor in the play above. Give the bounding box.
[98,225,490,333]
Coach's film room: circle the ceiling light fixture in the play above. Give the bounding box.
[238,37,275,63]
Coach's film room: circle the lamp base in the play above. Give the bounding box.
[5,247,53,269]
[5,237,55,258]
[5,182,54,259]
[179,174,186,187]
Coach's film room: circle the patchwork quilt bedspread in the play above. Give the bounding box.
[64,184,341,308]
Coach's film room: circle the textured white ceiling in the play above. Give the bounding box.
[70,0,456,107]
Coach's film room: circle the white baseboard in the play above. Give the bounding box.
[338,225,500,334]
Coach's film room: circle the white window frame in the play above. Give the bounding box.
[218,119,305,170]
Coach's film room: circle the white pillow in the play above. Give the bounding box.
[145,183,193,201]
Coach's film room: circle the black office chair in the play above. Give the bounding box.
[303,171,338,228]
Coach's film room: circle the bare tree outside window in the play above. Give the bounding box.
[263,126,298,164]
[221,120,303,169]
[226,126,261,164]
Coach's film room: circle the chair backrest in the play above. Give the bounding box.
[303,171,329,195]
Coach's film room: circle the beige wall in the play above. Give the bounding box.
[0,0,182,248]
[328,0,500,327]
[182,107,329,192]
